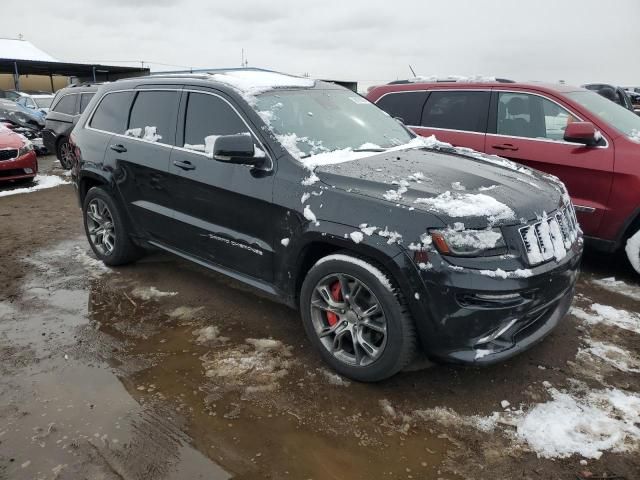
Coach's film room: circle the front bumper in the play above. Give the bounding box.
[409,239,582,365]
[0,151,38,182]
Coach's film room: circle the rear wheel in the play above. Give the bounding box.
[300,253,416,382]
[625,229,640,275]
[57,138,74,169]
[83,187,142,266]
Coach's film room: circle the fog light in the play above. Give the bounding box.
[24,168,33,174]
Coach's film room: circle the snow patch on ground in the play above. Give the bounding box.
[168,306,204,321]
[73,247,110,275]
[405,384,640,460]
[130,286,178,301]
[572,304,640,334]
[317,368,351,387]
[193,325,226,343]
[0,175,69,198]
[592,277,640,301]
[579,339,640,373]
[201,337,292,393]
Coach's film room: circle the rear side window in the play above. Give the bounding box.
[126,91,179,145]
[182,92,249,154]
[421,91,490,133]
[79,93,95,113]
[53,94,77,115]
[90,91,134,133]
[375,91,427,126]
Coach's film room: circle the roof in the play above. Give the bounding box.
[0,38,57,62]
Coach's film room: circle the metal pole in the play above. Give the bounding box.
[49,72,54,92]
[92,66,97,83]
[13,61,20,90]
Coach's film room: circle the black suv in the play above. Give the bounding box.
[70,71,582,381]
[43,84,98,168]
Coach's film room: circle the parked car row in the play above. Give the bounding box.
[67,71,583,381]
[366,78,640,276]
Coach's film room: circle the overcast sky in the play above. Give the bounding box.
[3,0,639,88]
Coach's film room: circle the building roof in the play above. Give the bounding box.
[0,38,58,62]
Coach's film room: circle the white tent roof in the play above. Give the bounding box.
[0,38,58,62]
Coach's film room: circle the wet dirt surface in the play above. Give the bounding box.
[1,156,639,479]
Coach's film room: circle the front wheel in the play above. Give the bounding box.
[625,229,640,275]
[299,253,416,382]
[83,187,142,266]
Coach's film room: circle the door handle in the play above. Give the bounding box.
[110,144,127,153]
[491,143,519,151]
[173,160,196,171]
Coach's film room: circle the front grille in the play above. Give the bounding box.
[0,149,18,161]
[519,204,579,265]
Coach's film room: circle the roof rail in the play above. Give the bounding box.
[68,82,103,88]
[388,77,516,85]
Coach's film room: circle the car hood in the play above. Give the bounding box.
[313,147,566,228]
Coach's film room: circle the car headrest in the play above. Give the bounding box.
[506,97,527,116]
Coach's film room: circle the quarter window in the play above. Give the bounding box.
[126,91,179,145]
[53,94,77,115]
[90,91,134,133]
[79,93,95,113]
[375,91,427,126]
[421,91,490,133]
[182,92,249,155]
[497,93,577,141]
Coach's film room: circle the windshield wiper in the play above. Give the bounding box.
[353,147,387,152]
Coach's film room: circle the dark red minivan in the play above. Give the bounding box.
[367,80,640,274]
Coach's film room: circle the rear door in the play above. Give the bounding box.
[95,88,180,243]
[46,93,79,136]
[486,90,614,234]
[166,89,276,283]
[413,89,490,151]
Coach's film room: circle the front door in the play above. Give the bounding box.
[166,90,277,283]
[486,91,614,235]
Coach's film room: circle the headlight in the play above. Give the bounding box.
[430,227,507,257]
[18,141,34,157]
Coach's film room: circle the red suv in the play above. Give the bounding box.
[367,80,640,274]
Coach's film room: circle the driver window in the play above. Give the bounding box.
[497,92,577,141]
[183,92,251,156]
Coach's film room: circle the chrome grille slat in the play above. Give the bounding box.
[519,204,579,266]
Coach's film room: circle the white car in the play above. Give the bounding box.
[14,91,55,115]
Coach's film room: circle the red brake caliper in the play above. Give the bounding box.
[326,281,343,326]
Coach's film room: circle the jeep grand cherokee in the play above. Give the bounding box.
[69,70,582,381]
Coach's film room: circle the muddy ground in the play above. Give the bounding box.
[1,157,639,480]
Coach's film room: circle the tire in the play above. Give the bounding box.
[299,252,416,382]
[82,187,142,266]
[625,228,640,275]
[57,138,74,169]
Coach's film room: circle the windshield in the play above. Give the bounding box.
[34,96,53,108]
[254,89,414,159]
[567,90,640,139]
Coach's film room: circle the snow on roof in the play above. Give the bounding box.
[210,70,315,100]
[0,38,58,62]
[408,75,497,83]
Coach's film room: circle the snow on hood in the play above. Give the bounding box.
[211,71,315,104]
[314,144,566,226]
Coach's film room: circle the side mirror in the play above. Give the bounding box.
[563,121,600,147]
[213,134,263,166]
